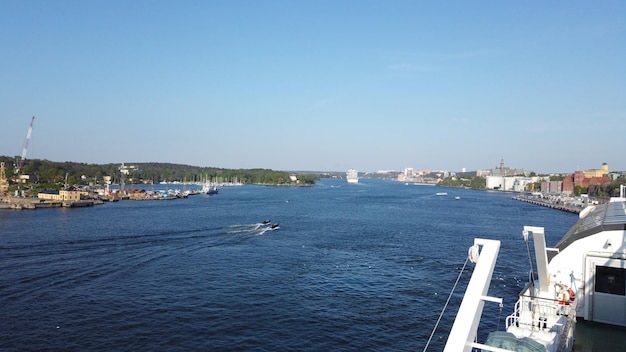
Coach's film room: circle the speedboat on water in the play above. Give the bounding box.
[443,187,626,352]
[270,223,280,230]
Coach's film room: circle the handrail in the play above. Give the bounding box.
[501,294,576,352]
[556,299,577,352]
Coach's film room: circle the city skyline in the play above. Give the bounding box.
[1,1,624,174]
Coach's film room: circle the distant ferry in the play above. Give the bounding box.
[346,169,359,183]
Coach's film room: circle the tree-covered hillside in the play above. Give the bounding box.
[0,156,318,192]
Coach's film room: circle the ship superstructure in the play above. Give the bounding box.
[346,169,358,183]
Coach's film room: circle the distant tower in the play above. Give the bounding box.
[602,162,609,175]
[500,159,505,176]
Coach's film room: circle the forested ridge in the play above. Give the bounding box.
[0,156,318,190]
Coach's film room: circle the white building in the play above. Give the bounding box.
[486,176,535,192]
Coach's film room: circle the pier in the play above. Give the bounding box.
[512,195,584,214]
[0,197,96,210]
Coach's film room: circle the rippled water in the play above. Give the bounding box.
[0,179,577,351]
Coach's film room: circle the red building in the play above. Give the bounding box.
[573,171,611,188]
[562,175,574,193]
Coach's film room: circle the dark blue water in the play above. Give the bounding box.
[0,179,577,351]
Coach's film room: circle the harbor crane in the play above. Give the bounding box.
[15,116,35,197]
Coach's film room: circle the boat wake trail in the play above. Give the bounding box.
[227,222,279,236]
[0,221,281,300]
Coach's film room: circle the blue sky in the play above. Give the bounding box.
[1,1,624,173]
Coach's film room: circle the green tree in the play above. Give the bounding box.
[0,156,309,193]
[573,185,586,196]
[469,177,486,189]
[296,174,318,185]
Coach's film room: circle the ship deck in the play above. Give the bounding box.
[574,319,626,351]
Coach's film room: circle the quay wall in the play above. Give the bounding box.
[512,195,583,214]
[0,196,95,210]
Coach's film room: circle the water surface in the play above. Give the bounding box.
[0,179,577,351]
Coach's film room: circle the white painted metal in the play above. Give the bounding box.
[525,226,550,294]
[444,238,501,352]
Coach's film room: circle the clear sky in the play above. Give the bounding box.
[1,1,624,174]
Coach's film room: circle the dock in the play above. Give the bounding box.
[0,197,96,210]
[512,195,584,214]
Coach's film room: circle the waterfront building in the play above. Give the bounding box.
[486,176,504,190]
[491,159,527,177]
[574,170,611,189]
[485,176,534,192]
[548,164,613,194]
[562,175,574,194]
[541,180,563,194]
[38,188,87,201]
[510,177,534,192]
[608,171,626,181]
[476,169,492,177]
[583,162,609,178]
[398,168,439,183]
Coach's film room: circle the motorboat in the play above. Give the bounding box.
[202,183,219,195]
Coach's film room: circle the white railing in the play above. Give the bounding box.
[502,293,576,352]
[506,294,572,331]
